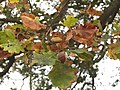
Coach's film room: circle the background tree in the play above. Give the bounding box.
[0,0,120,90]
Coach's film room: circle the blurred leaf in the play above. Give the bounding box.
[93,20,103,31]
[11,24,25,30]
[36,0,40,2]
[32,51,57,65]
[0,48,12,61]
[101,34,111,41]
[63,16,78,27]
[48,61,77,89]
[20,13,46,30]
[77,52,93,61]
[42,40,48,52]
[0,30,24,53]
[9,0,19,4]
[71,22,99,45]
[107,42,120,60]
[68,48,88,54]
[67,48,93,60]
[86,6,103,16]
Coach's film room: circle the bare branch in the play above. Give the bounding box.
[99,0,120,29]
[0,0,5,3]
[0,18,22,24]
[0,55,15,77]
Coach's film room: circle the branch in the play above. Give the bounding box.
[45,0,70,36]
[0,0,5,3]
[94,0,120,63]
[0,55,15,77]
[0,18,22,24]
[81,82,92,90]
[99,0,120,29]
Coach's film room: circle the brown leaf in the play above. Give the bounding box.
[70,22,99,45]
[8,3,17,8]
[0,48,12,61]
[66,30,73,41]
[32,42,43,52]
[86,7,103,16]
[58,52,66,63]
[48,41,68,52]
[20,13,46,30]
[51,37,63,43]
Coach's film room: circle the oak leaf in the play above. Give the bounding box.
[107,42,120,60]
[86,7,103,16]
[32,51,57,65]
[80,5,103,16]
[0,48,12,61]
[20,13,46,30]
[63,16,78,27]
[48,32,68,52]
[8,0,19,8]
[67,22,99,45]
[48,61,78,89]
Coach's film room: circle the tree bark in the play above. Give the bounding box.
[0,55,15,77]
[99,0,120,29]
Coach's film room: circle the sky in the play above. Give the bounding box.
[0,58,120,90]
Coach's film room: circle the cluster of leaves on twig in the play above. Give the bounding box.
[0,0,120,89]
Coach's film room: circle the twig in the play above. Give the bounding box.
[29,66,32,90]
[81,82,92,90]
[0,18,22,24]
[71,69,83,90]
[0,55,15,77]
[45,0,70,36]
[99,0,120,29]
[0,0,5,3]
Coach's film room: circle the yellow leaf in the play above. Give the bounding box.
[9,0,19,4]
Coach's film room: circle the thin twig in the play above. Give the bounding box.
[29,66,32,90]
[0,18,22,24]
[45,0,70,36]
[0,55,15,77]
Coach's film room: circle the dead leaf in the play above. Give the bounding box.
[80,5,103,16]
[20,13,46,30]
[0,48,12,61]
[32,42,43,52]
[58,52,66,63]
[67,22,99,45]
[86,7,103,16]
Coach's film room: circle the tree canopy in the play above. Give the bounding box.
[0,0,120,90]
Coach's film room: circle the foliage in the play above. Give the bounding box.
[48,61,78,89]
[63,15,78,27]
[0,0,120,90]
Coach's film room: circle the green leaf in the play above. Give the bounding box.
[42,40,48,52]
[48,61,77,89]
[107,42,120,60]
[101,34,111,41]
[11,24,25,30]
[35,17,40,23]
[63,16,78,27]
[93,20,102,31]
[77,52,93,61]
[1,40,24,53]
[4,29,15,39]
[68,48,89,54]
[33,51,57,65]
[67,48,93,61]
[0,32,8,44]
[0,30,24,53]
[36,0,40,2]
